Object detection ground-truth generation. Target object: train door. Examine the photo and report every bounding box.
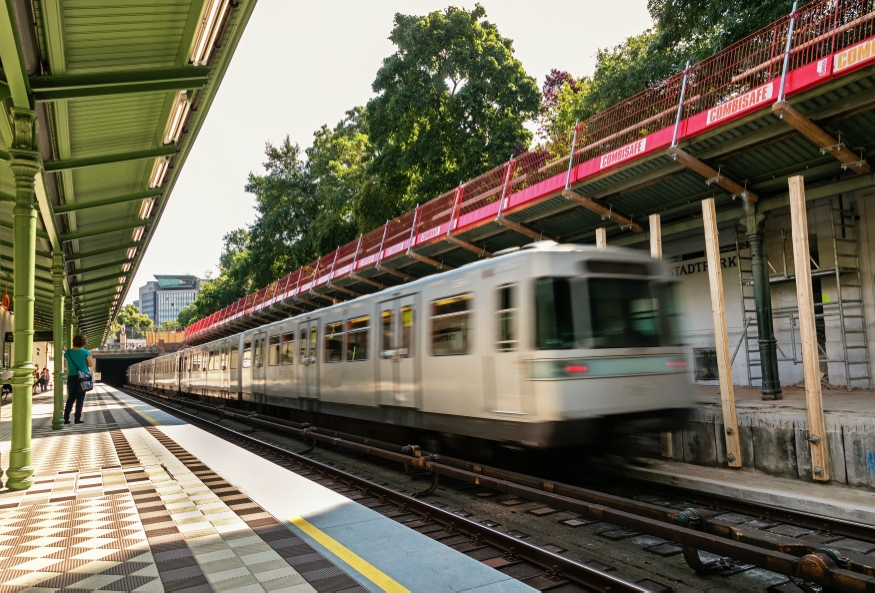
[492,283,523,414]
[378,295,417,407]
[252,332,266,395]
[298,320,319,399]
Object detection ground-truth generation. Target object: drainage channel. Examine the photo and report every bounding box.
[126,387,875,593]
[120,387,663,592]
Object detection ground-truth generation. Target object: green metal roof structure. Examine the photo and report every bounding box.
[0,0,256,346]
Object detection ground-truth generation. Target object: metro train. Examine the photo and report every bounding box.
[128,242,694,450]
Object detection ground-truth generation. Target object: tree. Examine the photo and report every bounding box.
[158,321,181,331]
[112,304,153,338]
[547,0,791,136]
[244,108,375,286]
[366,4,540,214]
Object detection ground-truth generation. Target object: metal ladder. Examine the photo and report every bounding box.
[736,233,761,388]
[831,204,871,389]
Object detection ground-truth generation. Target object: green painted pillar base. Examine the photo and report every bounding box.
[6,108,41,491]
[52,252,65,431]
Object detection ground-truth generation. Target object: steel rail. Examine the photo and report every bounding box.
[119,387,651,593]
[125,386,875,592]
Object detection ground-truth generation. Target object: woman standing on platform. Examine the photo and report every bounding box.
[64,334,93,425]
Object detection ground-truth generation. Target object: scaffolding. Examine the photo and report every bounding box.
[736,198,871,390]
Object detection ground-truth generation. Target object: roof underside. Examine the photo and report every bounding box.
[0,0,255,345]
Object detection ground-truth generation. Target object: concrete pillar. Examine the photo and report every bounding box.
[7,108,42,491]
[743,210,783,400]
[52,252,65,430]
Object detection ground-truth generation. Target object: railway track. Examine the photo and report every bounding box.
[122,386,875,592]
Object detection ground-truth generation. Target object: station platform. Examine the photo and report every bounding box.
[666,385,875,489]
[0,385,532,592]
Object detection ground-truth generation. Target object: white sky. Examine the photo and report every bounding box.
[125,0,654,306]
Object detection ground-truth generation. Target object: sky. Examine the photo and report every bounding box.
[125,0,654,306]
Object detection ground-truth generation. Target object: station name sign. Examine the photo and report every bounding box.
[668,255,737,277]
[599,138,647,169]
[834,37,875,74]
[706,83,774,126]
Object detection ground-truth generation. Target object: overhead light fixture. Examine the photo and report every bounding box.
[132,227,145,242]
[139,198,155,220]
[118,276,126,285]
[122,263,131,272]
[190,0,230,66]
[127,247,138,258]
[149,157,169,189]
[116,285,123,293]
[163,91,190,145]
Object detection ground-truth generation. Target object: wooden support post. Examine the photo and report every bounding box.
[649,213,673,458]
[788,175,831,481]
[595,227,607,249]
[649,213,662,259]
[702,198,742,467]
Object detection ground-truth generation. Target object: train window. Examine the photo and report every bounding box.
[381,311,392,352]
[281,333,294,365]
[346,316,369,361]
[324,322,344,363]
[400,306,413,358]
[242,342,251,368]
[254,337,265,368]
[588,278,662,348]
[299,329,307,362]
[432,294,471,356]
[535,278,576,349]
[268,336,280,366]
[221,346,227,370]
[496,284,517,351]
[309,327,318,362]
[230,345,238,369]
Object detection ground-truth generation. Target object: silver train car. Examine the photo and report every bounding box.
[128,242,694,449]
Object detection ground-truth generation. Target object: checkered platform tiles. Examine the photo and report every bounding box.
[0,387,367,592]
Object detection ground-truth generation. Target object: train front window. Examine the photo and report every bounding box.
[535,278,576,349]
[587,278,662,348]
[535,277,675,349]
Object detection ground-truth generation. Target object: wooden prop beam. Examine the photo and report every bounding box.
[446,235,492,257]
[788,175,831,481]
[496,215,545,241]
[595,227,607,249]
[562,189,643,232]
[668,147,758,203]
[702,197,743,467]
[773,102,869,175]
[407,250,454,271]
[650,213,673,458]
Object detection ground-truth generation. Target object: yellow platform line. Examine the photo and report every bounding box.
[290,516,410,593]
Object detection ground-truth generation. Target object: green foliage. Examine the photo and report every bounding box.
[244,108,372,288]
[158,321,181,331]
[111,304,153,338]
[365,4,540,214]
[548,0,792,137]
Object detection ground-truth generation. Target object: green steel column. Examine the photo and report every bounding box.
[52,252,64,430]
[743,209,783,400]
[7,108,42,491]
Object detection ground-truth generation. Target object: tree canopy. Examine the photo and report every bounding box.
[543,0,793,136]
[366,4,540,213]
[111,304,153,339]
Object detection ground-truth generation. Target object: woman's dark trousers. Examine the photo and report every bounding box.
[64,376,85,422]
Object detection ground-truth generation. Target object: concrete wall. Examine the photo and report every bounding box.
[676,405,875,488]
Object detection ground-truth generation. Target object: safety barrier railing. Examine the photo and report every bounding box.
[185,0,875,341]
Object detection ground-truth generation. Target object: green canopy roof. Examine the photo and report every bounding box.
[0,0,255,345]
